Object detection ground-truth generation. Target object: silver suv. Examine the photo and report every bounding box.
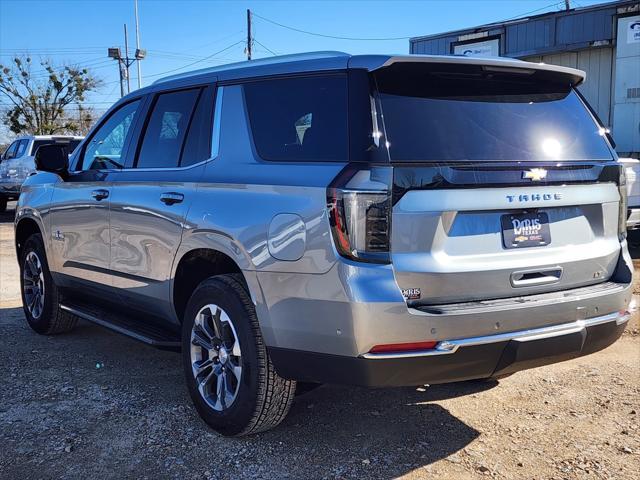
[15,52,633,436]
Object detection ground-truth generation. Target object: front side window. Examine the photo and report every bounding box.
[135,89,200,169]
[243,75,349,162]
[15,139,28,158]
[81,100,140,170]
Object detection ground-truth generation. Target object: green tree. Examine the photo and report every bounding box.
[0,57,100,135]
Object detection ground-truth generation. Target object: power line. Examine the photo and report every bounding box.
[100,40,245,87]
[501,1,565,22]
[251,12,412,41]
[253,39,278,56]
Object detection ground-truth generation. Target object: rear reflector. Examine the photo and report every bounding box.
[369,341,438,354]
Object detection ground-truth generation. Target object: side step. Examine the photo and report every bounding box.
[60,302,181,351]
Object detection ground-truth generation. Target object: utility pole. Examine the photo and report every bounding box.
[246,9,252,60]
[564,0,571,10]
[134,0,142,88]
[108,47,125,97]
[124,24,131,94]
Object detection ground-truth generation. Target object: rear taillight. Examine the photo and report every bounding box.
[327,165,392,264]
[618,164,627,240]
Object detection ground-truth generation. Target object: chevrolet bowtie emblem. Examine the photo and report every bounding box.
[522,168,548,181]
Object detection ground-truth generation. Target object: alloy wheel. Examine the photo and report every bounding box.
[23,251,45,319]
[190,304,242,411]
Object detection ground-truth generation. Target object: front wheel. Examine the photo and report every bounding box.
[19,233,77,334]
[0,198,7,213]
[181,274,296,436]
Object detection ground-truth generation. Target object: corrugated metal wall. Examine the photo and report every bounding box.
[409,2,622,57]
[524,48,614,126]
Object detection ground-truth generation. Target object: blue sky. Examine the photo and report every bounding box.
[0,0,612,140]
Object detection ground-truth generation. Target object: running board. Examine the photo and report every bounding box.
[60,302,181,351]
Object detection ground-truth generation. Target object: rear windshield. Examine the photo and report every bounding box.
[374,63,613,162]
[31,139,81,157]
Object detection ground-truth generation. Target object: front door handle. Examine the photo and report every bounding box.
[160,192,184,205]
[91,189,109,201]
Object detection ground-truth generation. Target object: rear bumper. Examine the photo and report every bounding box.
[269,310,630,387]
[0,180,20,199]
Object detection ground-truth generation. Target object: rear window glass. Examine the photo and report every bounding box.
[243,75,348,162]
[32,139,81,157]
[375,64,613,162]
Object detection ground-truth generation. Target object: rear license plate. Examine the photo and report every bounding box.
[501,212,550,249]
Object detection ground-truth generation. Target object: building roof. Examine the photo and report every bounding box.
[409,0,639,59]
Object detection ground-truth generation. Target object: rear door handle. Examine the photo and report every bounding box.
[91,189,109,201]
[160,192,184,205]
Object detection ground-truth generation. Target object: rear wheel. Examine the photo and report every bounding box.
[20,233,77,334]
[182,274,296,436]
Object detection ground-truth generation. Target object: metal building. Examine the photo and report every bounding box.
[410,0,640,157]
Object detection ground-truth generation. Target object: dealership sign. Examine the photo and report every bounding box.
[629,21,640,44]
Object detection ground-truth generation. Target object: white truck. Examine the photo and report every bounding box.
[620,158,640,231]
[0,135,82,212]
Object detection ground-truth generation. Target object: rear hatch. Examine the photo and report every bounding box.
[373,60,623,305]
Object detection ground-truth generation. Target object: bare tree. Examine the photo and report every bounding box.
[0,57,100,135]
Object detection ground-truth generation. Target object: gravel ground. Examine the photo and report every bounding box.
[0,201,638,480]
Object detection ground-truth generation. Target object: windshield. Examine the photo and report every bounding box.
[374,63,613,162]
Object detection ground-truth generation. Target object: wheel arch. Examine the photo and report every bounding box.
[171,235,266,329]
[15,216,43,260]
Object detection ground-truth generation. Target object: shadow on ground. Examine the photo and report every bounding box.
[0,202,15,224]
[628,230,640,259]
[0,305,487,479]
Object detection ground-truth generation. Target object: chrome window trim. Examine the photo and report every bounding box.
[211,86,223,159]
[361,310,630,359]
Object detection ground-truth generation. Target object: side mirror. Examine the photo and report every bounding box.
[34,144,68,175]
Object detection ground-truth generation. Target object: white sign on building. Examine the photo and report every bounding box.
[453,38,500,57]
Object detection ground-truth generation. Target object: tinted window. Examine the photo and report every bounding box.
[375,65,613,162]
[136,89,200,169]
[82,100,140,170]
[244,75,348,162]
[3,141,18,160]
[180,87,214,167]
[32,139,81,157]
[15,139,29,157]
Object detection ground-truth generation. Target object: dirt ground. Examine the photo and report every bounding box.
[0,201,638,480]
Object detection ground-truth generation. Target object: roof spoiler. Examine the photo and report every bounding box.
[352,54,586,87]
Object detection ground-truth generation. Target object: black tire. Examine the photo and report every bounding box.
[0,198,7,213]
[181,274,296,436]
[19,233,77,335]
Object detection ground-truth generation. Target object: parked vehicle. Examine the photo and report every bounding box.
[0,135,82,212]
[620,158,640,230]
[15,52,633,436]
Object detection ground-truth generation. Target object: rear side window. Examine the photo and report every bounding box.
[243,75,348,162]
[136,89,201,169]
[180,87,215,167]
